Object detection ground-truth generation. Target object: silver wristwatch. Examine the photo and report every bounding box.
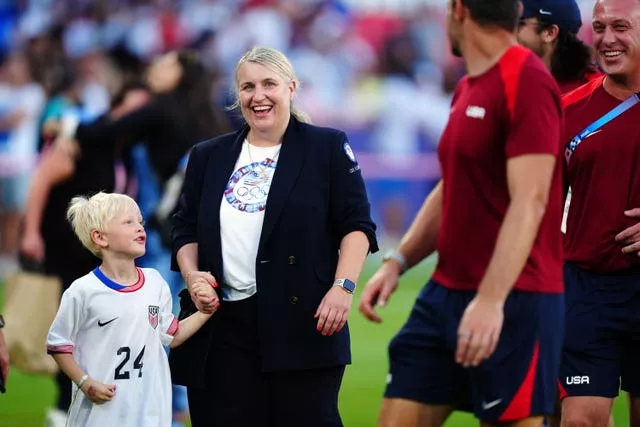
[383,249,407,274]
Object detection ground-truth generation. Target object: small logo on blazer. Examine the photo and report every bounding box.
[344,142,357,163]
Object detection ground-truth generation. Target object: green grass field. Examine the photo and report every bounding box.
[0,257,631,426]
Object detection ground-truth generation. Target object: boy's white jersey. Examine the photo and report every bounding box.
[47,267,178,427]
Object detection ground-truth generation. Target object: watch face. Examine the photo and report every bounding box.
[343,279,356,293]
[0,315,4,328]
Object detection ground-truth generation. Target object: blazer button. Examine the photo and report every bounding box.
[288,256,296,265]
[290,296,299,305]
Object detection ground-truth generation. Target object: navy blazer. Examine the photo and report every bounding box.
[169,117,378,387]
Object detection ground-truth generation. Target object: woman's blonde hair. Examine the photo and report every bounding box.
[66,192,140,257]
[229,46,311,124]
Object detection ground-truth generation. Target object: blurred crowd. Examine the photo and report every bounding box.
[0,0,599,266]
[0,0,470,267]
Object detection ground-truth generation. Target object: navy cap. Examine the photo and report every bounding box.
[521,0,582,34]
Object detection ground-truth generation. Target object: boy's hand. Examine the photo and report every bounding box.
[190,280,219,314]
[81,378,116,404]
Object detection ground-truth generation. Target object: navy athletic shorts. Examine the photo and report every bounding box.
[385,280,564,422]
[559,262,640,399]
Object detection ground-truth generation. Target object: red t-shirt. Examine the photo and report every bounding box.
[433,45,564,293]
[562,76,640,273]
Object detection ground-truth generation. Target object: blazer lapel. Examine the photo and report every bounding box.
[259,118,307,253]
[202,127,247,277]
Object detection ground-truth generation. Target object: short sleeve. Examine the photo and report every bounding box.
[47,288,83,354]
[504,61,562,158]
[156,271,179,346]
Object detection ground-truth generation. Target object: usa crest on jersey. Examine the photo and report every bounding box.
[148,305,159,329]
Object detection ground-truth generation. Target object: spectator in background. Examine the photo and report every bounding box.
[72,49,228,194]
[0,50,45,278]
[37,63,83,152]
[517,0,600,94]
[368,31,450,251]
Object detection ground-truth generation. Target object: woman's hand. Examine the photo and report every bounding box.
[314,286,353,336]
[186,271,219,314]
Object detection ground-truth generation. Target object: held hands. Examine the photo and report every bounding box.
[315,286,353,336]
[186,271,219,314]
[456,294,504,368]
[81,378,116,404]
[615,208,640,256]
[358,261,401,323]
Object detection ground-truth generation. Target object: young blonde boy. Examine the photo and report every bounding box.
[46,192,217,427]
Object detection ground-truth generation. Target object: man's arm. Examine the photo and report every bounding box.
[394,180,443,270]
[456,154,556,367]
[477,154,556,300]
[359,181,442,322]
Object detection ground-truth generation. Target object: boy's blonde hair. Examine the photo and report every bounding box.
[67,192,140,257]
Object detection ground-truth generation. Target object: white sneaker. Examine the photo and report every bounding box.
[44,408,68,427]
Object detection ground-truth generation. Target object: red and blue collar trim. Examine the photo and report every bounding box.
[93,267,145,293]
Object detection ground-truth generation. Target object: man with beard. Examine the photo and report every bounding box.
[359,0,565,425]
[517,0,601,94]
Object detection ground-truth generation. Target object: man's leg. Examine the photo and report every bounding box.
[471,292,563,425]
[379,399,454,427]
[561,397,613,427]
[381,282,470,427]
[558,264,623,427]
[629,394,640,427]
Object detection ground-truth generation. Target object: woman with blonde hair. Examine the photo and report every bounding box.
[170,46,378,426]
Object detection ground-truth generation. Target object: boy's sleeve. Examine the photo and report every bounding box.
[47,287,83,354]
[157,272,179,346]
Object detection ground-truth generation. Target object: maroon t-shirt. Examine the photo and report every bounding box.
[557,67,602,94]
[562,76,640,273]
[433,45,564,293]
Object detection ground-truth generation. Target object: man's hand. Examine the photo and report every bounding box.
[81,378,116,404]
[0,331,9,386]
[456,295,504,368]
[315,286,353,336]
[358,262,401,323]
[615,209,640,255]
[185,271,219,314]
